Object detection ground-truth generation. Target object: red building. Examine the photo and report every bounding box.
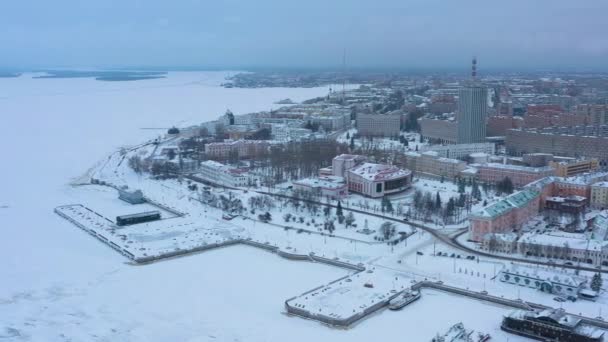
[476,163,556,187]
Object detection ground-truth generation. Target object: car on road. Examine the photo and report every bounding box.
[416,251,424,255]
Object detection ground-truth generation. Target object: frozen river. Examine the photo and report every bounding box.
[0,72,528,341]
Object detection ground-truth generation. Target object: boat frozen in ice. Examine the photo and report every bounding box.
[388,289,421,310]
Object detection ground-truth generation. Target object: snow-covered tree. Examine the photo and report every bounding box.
[591,272,603,292]
[381,196,394,213]
[379,221,396,241]
[471,179,482,200]
[345,212,355,227]
[258,212,272,223]
[435,192,442,209]
[336,201,343,217]
[327,220,335,234]
[283,213,292,223]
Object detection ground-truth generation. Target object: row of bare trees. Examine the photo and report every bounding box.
[253,140,349,185]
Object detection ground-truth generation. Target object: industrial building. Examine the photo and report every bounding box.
[116,211,161,226]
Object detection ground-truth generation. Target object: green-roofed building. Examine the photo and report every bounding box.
[470,189,540,242]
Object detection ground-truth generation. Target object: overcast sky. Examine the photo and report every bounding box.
[1,0,607,71]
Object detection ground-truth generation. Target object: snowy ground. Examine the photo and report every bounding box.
[233,190,412,243]
[0,243,529,341]
[0,72,555,341]
[0,72,335,341]
[326,176,497,229]
[388,231,608,320]
[336,129,428,153]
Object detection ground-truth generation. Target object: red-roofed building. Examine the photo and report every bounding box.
[327,154,412,198]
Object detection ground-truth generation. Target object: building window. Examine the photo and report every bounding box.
[376,183,382,193]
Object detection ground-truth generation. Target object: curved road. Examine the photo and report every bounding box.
[181,174,608,274]
[248,188,608,274]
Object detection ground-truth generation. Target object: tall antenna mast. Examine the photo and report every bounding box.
[342,48,347,101]
[471,56,477,80]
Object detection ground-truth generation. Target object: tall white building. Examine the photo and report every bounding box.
[457,58,488,144]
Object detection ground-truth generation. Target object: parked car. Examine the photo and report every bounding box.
[553,297,566,302]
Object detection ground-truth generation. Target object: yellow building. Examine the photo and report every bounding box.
[549,158,598,177]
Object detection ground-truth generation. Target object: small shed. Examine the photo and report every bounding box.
[118,188,145,204]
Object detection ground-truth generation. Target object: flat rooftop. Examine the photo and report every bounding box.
[293,176,346,189]
[286,268,412,322]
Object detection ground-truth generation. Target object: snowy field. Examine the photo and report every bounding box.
[386,231,608,321]
[0,243,528,341]
[0,72,538,341]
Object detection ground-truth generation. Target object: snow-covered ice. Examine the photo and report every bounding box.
[0,72,537,341]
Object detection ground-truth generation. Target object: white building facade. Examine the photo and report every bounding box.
[421,142,495,160]
[292,176,348,199]
[197,160,257,187]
